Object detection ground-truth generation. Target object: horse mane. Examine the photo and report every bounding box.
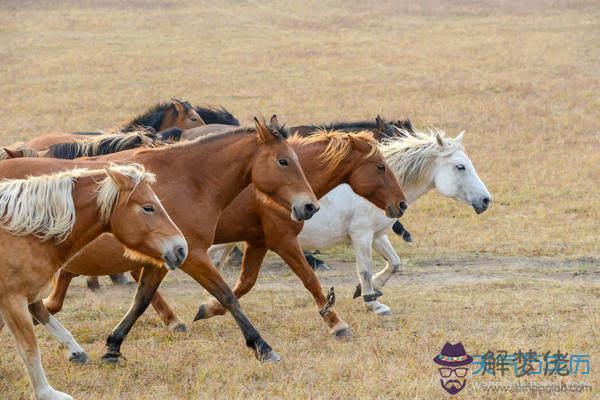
[45,131,156,159]
[122,102,182,132]
[380,128,464,187]
[290,130,379,174]
[194,105,239,126]
[0,164,154,242]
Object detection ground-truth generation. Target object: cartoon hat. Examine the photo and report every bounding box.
[433,342,473,367]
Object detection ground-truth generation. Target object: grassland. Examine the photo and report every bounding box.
[0,0,599,399]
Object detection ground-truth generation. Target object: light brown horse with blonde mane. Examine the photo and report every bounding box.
[43,126,407,340]
[0,163,186,400]
[5,115,318,363]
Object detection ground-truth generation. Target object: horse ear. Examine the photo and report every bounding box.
[435,132,445,147]
[348,134,372,153]
[171,98,185,115]
[375,115,386,131]
[105,163,135,190]
[254,115,275,143]
[455,131,465,144]
[2,148,24,158]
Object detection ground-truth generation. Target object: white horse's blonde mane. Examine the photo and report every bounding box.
[0,163,154,242]
[380,128,464,187]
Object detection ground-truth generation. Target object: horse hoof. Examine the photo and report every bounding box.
[193,304,208,321]
[169,321,188,333]
[69,352,89,364]
[331,322,353,339]
[258,350,282,363]
[352,283,362,299]
[101,351,123,364]
[377,309,393,317]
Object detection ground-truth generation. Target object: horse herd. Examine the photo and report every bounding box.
[0,98,492,400]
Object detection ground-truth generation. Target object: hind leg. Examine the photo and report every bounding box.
[29,301,88,364]
[44,269,76,315]
[372,234,402,291]
[1,296,73,400]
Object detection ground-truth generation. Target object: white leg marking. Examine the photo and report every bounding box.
[350,232,376,298]
[42,314,86,361]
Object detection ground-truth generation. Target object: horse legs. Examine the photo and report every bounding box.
[109,273,133,286]
[207,242,237,268]
[102,265,168,363]
[196,243,267,318]
[86,276,100,291]
[184,249,279,362]
[372,234,402,291]
[0,296,73,400]
[44,269,76,315]
[274,241,351,337]
[128,268,187,332]
[351,232,392,316]
[28,301,88,364]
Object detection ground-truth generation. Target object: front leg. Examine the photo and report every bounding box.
[182,248,280,363]
[102,265,168,363]
[351,232,391,316]
[43,269,77,315]
[372,234,402,291]
[195,242,267,319]
[273,240,351,338]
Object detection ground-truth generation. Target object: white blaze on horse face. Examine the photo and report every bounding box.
[432,149,491,211]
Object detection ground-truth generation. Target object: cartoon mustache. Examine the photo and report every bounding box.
[443,379,465,389]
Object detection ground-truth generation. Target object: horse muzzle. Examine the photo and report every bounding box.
[386,201,408,218]
[472,196,491,214]
[291,200,320,221]
[162,238,188,270]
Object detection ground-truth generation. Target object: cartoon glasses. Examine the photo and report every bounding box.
[439,368,468,378]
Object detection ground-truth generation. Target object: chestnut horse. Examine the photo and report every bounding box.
[21,98,205,151]
[30,116,318,363]
[44,127,407,339]
[0,163,186,400]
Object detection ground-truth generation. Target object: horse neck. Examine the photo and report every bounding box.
[56,177,108,261]
[143,133,259,209]
[392,163,436,204]
[295,142,362,199]
[157,108,176,131]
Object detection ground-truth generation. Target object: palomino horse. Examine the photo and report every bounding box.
[296,127,491,315]
[0,163,186,400]
[39,116,318,362]
[21,98,205,151]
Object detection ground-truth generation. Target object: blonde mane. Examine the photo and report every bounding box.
[290,130,379,174]
[0,163,154,242]
[380,128,464,187]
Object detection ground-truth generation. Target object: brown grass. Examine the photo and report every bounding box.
[0,0,599,399]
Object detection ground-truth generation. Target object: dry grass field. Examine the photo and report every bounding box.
[0,0,599,399]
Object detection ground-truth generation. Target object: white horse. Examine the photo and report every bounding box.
[209,128,491,315]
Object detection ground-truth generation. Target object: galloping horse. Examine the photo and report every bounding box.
[37,116,318,362]
[20,98,205,151]
[0,163,186,400]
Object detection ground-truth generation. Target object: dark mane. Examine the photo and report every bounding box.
[122,102,179,132]
[194,105,240,126]
[317,121,381,131]
[45,132,157,159]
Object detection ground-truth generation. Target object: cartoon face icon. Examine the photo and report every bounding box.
[433,342,473,395]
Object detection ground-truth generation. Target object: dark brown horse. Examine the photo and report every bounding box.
[21,98,205,151]
[6,115,318,363]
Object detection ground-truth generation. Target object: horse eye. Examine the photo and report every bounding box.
[278,158,289,167]
[456,164,466,171]
[377,164,385,171]
[142,204,155,213]
[190,117,198,121]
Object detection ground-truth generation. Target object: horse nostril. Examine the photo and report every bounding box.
[482,197,490,206]
[175,245,187,262]
[304,203,317,215]
[399,202,408,212]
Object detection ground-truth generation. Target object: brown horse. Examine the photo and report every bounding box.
[21,98,205,151]
[19,115,318,363]
[44,127,407,339]
[290,115,413,141]
[0,163,186,400]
